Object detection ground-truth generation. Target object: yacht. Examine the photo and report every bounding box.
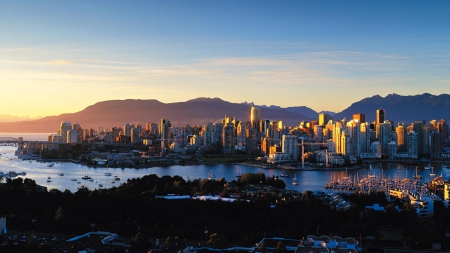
[292,175,299,185]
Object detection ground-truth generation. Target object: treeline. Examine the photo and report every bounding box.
[0,174,450,250]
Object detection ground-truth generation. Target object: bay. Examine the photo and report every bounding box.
[1,133,450,193]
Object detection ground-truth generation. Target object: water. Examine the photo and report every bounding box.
[1,133,450,193]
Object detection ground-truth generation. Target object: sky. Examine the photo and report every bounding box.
[1,1,450,118]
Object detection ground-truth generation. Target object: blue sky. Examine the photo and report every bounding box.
[1,1,449,118]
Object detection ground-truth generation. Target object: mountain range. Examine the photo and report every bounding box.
[1,93,450,133]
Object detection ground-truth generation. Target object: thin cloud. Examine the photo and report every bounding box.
[43,60,77,65]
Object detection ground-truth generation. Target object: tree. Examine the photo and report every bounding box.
[207,233,229,247]
[130,232,149,253]
[162,235,180,252]
[275,241,286,253]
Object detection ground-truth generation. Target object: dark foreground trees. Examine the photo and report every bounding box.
[0,174,449,251]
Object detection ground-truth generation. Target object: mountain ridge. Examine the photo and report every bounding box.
[1,93,450,133]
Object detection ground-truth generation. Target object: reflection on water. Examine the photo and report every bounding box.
[1,145,450,193]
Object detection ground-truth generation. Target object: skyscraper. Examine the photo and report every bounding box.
[250,106,261,130]
[376,108,385,124]
[59,121,72,143]
[353,113,366,123]
[318,113,331,127]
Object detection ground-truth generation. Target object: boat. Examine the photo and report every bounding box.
[71,178,77,181]
[105,165,111,176]
[235,167,242,178]
[47,176,51,180]
[292,175,299,185]
[424,164,431,170]
[280,174,289,177]
[342,167,349,180]
[413,166,422,179]
[111,180,115,184]
[99,184,103,188]
[58,173,64,176]
[114,177,120,181]
[89,178,94,182]
[430,167,436,177]
[82,167,91,180]
[208,170,216,179]
[77,181,81,184]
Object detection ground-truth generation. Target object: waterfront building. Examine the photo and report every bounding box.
[371,141,381,158]
[68,129,78,143]
[387,141,397,158]
[378,121,391,155]
[345,120,360,156]
[313,125,324,142]
[59,121,72,143]
[50,134,62,143]
[396,124,407,152]
[222,123,235,155]
[407,131,418,159]
[412,120,428,156]
[282,134,298,161]
[359,122,371,154]
[331,121,344,154]
[430,130,443,159]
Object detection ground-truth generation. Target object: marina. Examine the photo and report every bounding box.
[1,143,450,194]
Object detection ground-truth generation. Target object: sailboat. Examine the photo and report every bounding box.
[292,175,299,185]
[235,167,242,178]
[412,166,422,179]
[208,169,216,179]
[104,164,111,176]
[342,167,349,180]
[430,167,436,177]
[82,167,91,180]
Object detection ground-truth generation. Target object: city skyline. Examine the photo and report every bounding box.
[1,1,449,118]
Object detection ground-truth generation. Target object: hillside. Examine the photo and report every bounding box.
[333,93,450,123]
[0,98,312,133]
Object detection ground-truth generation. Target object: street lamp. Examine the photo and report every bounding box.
[31,218,36,232]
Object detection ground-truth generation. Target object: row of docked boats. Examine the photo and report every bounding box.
[0,171,26,178]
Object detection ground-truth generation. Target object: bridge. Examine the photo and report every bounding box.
[0,137,20,147]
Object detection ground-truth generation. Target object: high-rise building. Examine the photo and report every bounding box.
[318,113,331,127]
[396,124,407,152]
[250,107,261,130]
[412,120,427,156]
[160,119,171,153]
[59,121,72,143]
[353,113,366,123]
[345,120,360,156]
[282,134,298,161]
[430,131,443,159]
[360,122,371,154]
[376,108,385,124]
[437,119,449,142]
[222,123,235,154]
[407,131,418,159]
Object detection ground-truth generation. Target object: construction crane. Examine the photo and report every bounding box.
[296,140,328,169]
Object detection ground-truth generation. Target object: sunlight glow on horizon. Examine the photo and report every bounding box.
[1,1,449,118]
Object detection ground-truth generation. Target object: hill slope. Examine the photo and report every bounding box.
[0,98,312,133]
[333,93,450,123]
